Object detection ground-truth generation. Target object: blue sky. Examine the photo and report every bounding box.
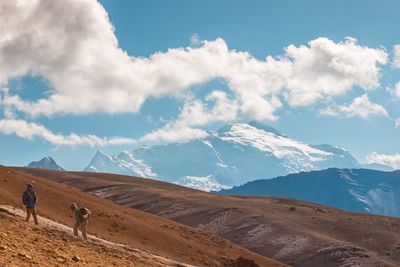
[1,0,400,170]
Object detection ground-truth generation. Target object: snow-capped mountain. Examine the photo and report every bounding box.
[85,151,156,178]
[218,168,400,217]
[84,121,373,191]
[27,156,65,171]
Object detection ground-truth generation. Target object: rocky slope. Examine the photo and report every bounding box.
[84,122,363,191]
[16,167,400,267]
[0,205,191,267]
[0,166,283,267]
[218,168,400,217]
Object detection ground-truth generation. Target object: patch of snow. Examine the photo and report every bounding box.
[176,175,231,192]
[203,140,227,167]
[85,151,156,178]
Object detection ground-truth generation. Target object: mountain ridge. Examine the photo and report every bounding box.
[27,156,65,171]
[218,168,400,217]
[84,121,383,191]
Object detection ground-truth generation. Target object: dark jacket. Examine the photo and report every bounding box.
[22,190,37,208]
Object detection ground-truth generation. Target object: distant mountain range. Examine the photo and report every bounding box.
[27,157,64,171]
[218,168,400,217]
[83,121,391,191]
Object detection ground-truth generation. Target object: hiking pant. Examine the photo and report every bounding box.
[26,207,39,225]
[74,220,88,240]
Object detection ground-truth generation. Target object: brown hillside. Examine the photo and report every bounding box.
[13,167,400,267]
[0,205,196,266]
[0,166,284,267]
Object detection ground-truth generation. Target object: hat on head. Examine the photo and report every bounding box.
[70,203,78,209]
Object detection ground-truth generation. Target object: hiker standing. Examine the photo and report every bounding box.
[22,183,39,225]
[70,203,91,240]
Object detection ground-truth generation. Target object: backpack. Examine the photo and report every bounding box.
[80,207,91,221]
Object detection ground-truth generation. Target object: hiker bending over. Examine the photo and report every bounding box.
[22,183,39,225]
[70,203,91,240]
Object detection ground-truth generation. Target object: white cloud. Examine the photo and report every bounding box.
[393,44,400,68]
[0,1,391,144]
[284,37,387,106]
[366,152,400,170]
[190,33,203,47]
[179,91,239,126]
[140,124,208,143]
[395,118,400,128]
[321,94,388,119]
[141,90,237,143]
[0,119,135,147]
[0,0,388,122]
[394,82,400,98]
[0,0,148,117]
[319,106,339,117]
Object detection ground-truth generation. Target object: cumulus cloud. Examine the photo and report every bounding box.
[321,94,388,119]
[0,0,391,143]
[393,44,400,68]
[284,37,387,106]
[0,0,148,116]
[366,152,400,170]
[0,0,388,122]
[140,124,208,143]
[141,90,238,142]
[0,119,135,147]
[179,91,239,126]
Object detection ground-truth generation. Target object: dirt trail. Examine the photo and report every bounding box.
[0,204,194,267]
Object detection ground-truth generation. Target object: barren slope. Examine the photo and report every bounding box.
[0,205,194,266]
[0,166,284,267]
[14,167,400,266]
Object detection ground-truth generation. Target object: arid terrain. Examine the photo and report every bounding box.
[13,167,400,267]
[0,205,197,267]
[0,166,284,267]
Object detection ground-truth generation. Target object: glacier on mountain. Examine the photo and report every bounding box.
[84,121,367,191]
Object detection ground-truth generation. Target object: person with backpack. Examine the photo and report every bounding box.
[22,183,39,225]
[70,203,91,240]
